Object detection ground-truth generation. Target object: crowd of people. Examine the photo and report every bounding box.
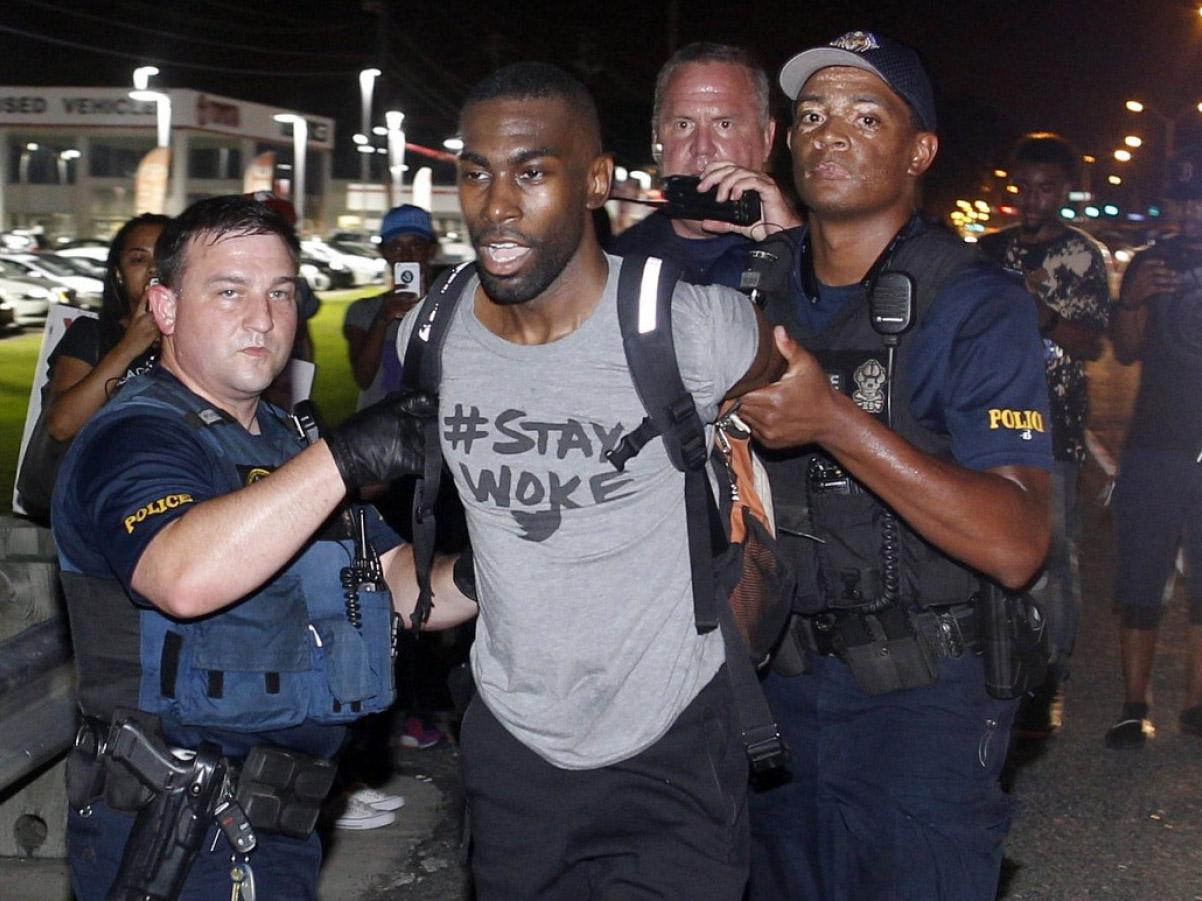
[25,26,1202,901]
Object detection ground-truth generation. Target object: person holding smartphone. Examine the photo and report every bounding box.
[343,205,437,409]
[607,42,799,287]
[43,213,171,443]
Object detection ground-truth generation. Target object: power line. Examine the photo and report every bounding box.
[15,0,365,59]
[111,0,357,35]
[0,23,360,77]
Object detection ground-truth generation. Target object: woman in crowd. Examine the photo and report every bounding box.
[43,213,169,441]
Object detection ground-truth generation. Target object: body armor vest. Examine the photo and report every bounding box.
[752,222,988,613]
[60,371,396,731]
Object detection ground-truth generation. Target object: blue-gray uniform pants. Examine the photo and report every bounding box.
[68,800,321,901]
[749,653,1018,901]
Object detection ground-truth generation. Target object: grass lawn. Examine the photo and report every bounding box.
[0,288,378,516]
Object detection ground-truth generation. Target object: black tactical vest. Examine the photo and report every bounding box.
[750,221,988,613]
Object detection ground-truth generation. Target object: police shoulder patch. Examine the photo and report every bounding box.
[238,465,276,485]
[987,408,1046,440]
[123,493,195,534]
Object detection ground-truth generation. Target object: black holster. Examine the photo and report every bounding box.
[104,718,232,901]
[976,583,1050,699]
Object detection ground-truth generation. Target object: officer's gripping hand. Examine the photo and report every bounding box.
[326,389,437,491]
[738,327,841,449]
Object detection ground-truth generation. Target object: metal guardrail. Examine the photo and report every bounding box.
[0,617,71,697]
[0,517,77,797]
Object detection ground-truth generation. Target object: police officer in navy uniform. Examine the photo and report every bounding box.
[52,196,477,900]
[713,33,1053,899]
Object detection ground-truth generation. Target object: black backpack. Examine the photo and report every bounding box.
[400,256,789,774]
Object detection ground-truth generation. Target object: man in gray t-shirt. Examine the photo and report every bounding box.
[398,63,780,899]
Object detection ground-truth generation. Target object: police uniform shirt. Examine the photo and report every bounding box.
[791,251,1053,472]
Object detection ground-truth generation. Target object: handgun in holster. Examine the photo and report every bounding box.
[976,582,1050,700]
[104,716,254,901]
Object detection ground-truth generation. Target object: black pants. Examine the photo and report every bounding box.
[461,668,749,900]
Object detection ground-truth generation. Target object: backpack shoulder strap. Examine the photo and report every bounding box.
[401,261,476,628]
[611,256,789,773]
[608,255,719,634]
[401,261,476,394]
[607,255,708,476]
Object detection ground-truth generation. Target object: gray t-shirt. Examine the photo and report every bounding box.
[398,255,759,768]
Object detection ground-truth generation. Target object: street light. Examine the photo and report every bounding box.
[18,143,38,183]
[1124,98,1202,159]
[273,114,308,227]
[1114,149,1133,162]
[385,110,406,206]
[57,148,80,184]
[132,66,159,91]
[129,90,171,148]
[1124,135,1143,148]
[358,68,381,183]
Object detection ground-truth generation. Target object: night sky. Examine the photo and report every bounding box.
[1,0,1200,213]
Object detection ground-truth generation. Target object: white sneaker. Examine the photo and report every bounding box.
[332,795,396,830]
[348,784,406,812]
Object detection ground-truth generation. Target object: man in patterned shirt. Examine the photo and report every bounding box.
[981,132,1111,733]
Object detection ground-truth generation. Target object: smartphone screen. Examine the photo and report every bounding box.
[393,262,423,295]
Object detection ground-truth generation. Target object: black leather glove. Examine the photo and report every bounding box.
[325,389,436,491]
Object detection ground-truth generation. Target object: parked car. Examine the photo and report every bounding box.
[57,244,110,265]
[300,252,354,290]
[54,252,107,279]
[0,276,58,326]
[0,295,16,332]
[300,240,385,286]
[0,253,103,309]
[299,260,331,291]
[328,236,381,259]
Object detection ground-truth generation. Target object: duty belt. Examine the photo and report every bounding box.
[799,602,978,661]
[73,714,336,841]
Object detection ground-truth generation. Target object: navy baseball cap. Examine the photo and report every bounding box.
[379,204,435,242]
[1165,146,1202,201]
[779,31,936,132]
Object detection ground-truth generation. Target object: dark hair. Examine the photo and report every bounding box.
[460,62,602,153]
[154,195,301,290]
[653,43,771,131]
[99,213,171,355]
[1012,132,1080,183]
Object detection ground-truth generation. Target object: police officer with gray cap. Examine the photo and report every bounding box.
[732,32,1053,899]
